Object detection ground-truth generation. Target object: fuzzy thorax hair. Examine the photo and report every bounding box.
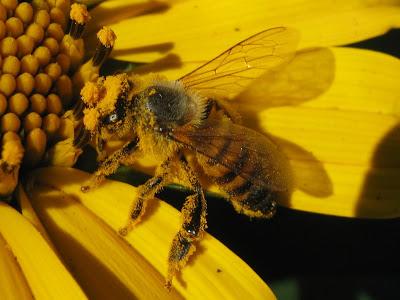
[145,75,208,128]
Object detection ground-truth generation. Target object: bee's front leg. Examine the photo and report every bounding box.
[118,159,172,236]
[166,158,207,289]
[81,138,139,192]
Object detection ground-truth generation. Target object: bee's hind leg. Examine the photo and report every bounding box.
[166,158,207,289]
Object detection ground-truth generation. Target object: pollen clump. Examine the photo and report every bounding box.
[70,3,91,25]
[98,74,129,113]
[81,81,101,107]
[81,73,130,135]
[83,108,99,132]
[97,27,116,49]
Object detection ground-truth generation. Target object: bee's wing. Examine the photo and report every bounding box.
[179,27,299,99]
[171,119,292,192]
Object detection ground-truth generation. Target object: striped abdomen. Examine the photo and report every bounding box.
[196,138,277,218]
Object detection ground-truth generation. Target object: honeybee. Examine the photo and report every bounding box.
[80,27,297,287]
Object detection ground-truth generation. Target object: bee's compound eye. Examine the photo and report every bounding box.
[105,112,119,124]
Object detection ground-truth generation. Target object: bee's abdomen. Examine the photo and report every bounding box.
[198,142,276,218]
[226,177,277,218]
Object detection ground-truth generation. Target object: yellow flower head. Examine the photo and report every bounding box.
[0,0,116,196]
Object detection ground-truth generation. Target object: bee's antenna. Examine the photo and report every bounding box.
[73,122,90,148]
[72,99,85,119]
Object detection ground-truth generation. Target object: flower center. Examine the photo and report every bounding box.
[0,0,116,197]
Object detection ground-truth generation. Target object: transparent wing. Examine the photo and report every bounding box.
[171,119,292,192]
[179,27,299,99]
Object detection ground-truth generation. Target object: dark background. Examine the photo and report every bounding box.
[159,29,400,300]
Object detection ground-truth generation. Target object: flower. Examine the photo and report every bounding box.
[0,0,399,299]
[0,0,117,195]
[0,197,87,299]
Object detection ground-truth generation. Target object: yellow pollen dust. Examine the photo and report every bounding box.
[70,3,90,25]
[97,74,129,113]
[97,27,117,48]
[148,88,157,96]
[83,108,99,132]
[81,81,101,106]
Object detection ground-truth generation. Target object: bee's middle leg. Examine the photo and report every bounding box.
[166,158,207,288]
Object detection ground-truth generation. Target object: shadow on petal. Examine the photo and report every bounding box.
[133,53,182,74]
[238,47,336,201]
[99,52,181,77]
[236,47,335,109]
[86,1,170,35]
[357,123,400,218]
[276,137,333,200]
[112,43,175,57]
[85,1,172,58]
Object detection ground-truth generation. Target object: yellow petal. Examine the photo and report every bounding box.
[238,47,400,218]
[28,167,276,299]
[0,232,33,300]
[0,202,87,299]
[89,0,400,79]
[22,179,183,299]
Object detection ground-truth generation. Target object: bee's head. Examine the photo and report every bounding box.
[81,73,207,138]
[81,73,135,138]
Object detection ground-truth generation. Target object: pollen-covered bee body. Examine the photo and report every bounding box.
[190,117,291,218]
[90,73,209,162]
[81,27,298,287]
[138,79,291,217]
[105,75,289,218]
[143,81,206,129]
[134,77,207,161]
